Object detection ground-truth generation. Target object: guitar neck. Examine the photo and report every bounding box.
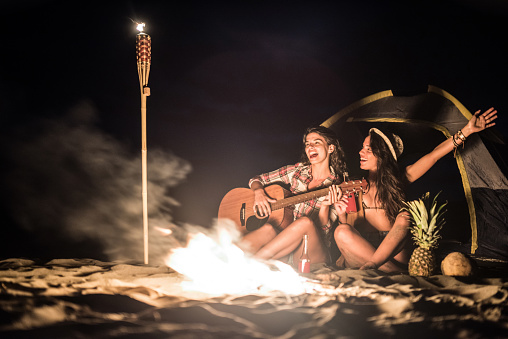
[271,187,330,211]
[269,179,366,211]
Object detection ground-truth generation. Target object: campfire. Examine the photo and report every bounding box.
[164,223,315,296]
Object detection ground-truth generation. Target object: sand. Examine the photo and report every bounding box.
[0,257,507,338]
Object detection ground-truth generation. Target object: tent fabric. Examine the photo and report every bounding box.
[472,188,508,259]
[322,86,508,259]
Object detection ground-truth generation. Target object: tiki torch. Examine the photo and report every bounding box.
[136,22,151,264]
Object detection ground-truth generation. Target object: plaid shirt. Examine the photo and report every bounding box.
[248,162,340,235]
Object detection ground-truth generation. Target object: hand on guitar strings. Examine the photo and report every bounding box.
[323,184,349,215]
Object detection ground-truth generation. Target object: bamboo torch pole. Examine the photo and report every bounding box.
[136,23,151,265]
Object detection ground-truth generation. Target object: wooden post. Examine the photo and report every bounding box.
[137,29,151,264]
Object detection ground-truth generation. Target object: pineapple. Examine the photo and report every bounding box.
[403,192,447,277]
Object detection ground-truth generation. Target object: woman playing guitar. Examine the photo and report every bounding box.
[237,126,348,267]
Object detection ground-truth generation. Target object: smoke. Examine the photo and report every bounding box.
[2,101,193,264]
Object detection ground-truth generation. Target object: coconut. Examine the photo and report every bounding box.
[441,252,474,276]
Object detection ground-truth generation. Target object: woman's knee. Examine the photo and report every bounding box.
[259,223,277,236]
[296,216,313,224]
[291,216,314,231]
[334,223,355,245]
[244,223,277,241]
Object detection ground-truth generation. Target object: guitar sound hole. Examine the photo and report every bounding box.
[246,216,268,232]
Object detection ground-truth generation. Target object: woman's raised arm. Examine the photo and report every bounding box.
[405,107,497,183]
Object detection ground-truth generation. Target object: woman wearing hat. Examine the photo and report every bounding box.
[323,107,497,272]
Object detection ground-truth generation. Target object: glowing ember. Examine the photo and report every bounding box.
[154,226,173,236]
[165,226,308,296]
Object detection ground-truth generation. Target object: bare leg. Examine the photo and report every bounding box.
[237,223,277,254]
[334,224,404,273]
[255,217,328,264]
[371,213,411,272]
[334,223,375,267]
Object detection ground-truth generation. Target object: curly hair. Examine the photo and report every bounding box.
[368,129,407,224]
[300,125,348,181]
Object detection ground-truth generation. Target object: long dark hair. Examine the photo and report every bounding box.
[368,129,406,224]
[300,125,348,181]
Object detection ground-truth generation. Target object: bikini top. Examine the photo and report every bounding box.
[362,201,384,210]
[346,195,386,229]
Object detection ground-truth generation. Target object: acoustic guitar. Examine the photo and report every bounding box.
[218,179,367,233]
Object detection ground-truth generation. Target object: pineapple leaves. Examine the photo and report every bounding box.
[402,191,447,250]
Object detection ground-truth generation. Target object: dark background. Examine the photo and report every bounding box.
[1,0,506,261]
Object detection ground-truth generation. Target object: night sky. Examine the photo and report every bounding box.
[1,0,507,261]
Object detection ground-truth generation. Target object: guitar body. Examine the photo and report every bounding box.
[218,185,295,233]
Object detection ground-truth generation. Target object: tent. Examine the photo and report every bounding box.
[322,85,508,260]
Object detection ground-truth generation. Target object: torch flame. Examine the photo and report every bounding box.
[136,22,146,32]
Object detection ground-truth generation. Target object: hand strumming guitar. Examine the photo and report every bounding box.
[250,180,277,217]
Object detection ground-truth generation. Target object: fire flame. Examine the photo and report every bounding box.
[165,224,308,296]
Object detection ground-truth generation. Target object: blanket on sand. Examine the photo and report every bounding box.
[0,258,507,338]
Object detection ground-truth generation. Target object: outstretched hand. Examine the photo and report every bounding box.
[465,107,497,135]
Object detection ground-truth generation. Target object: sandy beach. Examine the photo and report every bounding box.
[1,257,507,338]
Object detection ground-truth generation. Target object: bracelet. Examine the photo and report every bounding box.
[452,134,460,148]
[451,131,465,158]
[457,129,467,142]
